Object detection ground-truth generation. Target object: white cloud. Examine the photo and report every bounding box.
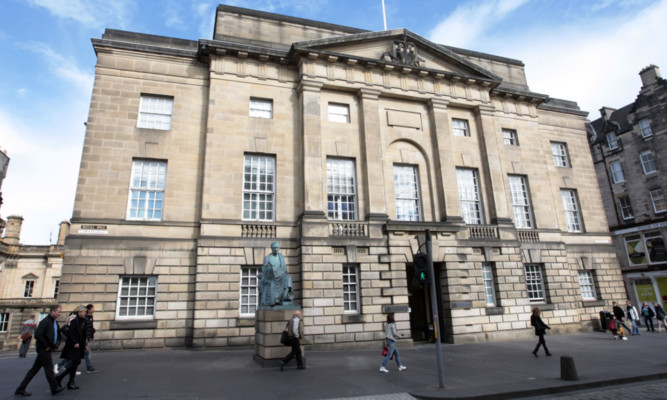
[196,2,215,39]
[429,0,667,115]
[26,0,134,30]
[19,42,94,95]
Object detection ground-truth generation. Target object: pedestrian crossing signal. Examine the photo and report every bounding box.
[413,253,429,284]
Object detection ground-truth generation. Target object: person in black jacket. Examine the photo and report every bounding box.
[612,301,631,332]
[530,308,552,357]
[15,305,66,397]
[56,305,87,390]
[84,304,97,373]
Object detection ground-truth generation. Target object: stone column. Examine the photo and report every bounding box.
[475,105,511,223]
[428,99,462,222]
[298,80,326,220]
[358,88,389,221]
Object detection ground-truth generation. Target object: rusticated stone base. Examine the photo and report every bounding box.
[254,307,305,367]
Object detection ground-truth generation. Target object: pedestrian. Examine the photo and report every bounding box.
[653,302,666,332]
[18,315,37,358]
[14,304,66,397]
[84,304,97,373]
[626,300,641,336]
[530,308,552,357]
[54,312,77,376]
[641,302,656,332]
[379,313,407,372]
[612,301,631,332]
[279,311,305,371]
[56,305,87,390]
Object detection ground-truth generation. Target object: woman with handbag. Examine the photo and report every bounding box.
[379,313,406,373]
[530,308,552,357]
[18,315,37,358]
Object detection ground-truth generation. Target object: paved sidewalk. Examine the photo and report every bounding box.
[1,331,666,400]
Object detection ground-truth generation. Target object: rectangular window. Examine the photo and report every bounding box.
[524,264,545,302]
[607,132,618,150]
[328,103,350,123]
[127,160,167,221]
[53,279,60,299]
[619,196,634,220]
[242,155,275,221]
[650,188,667,214]
[327,158,357,220]
[578,270,597,300]
[645,231,667,264]
[0,313,9,332]
[24,281,34,298]
[640,151,656,174]
[452,119,470,137]
[393,165,421,221]
[240,267,260,316]
[561,189,583,232]
[137,95,173,130]
[610,160,625,183]
[508,175,534,229]
[116,276,157,319]
[482,263,497,306]
[502,129,519,146]
[551,142,570,167]
[456,168,484,224]
[639,118,653,138]
[625,234,647,266]
[249,98,272,119]
[343,264,360,313]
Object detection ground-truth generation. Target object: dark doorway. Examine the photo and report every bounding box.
[407,262,445,342]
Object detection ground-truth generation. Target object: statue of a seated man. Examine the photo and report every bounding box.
[258,241,293,307]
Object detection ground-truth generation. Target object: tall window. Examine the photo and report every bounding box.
[24,281,34,298]
[452,119,470,137]
[327,158,357,220]
[607,132,618,150]
[502,129,519,146]
[610,161,625,183]
[127,160,167,221]
[550,142,570,167]
[0,313,9,332]
[117,276,157,318]
[53,279,60,299]
[328,103,350,123]
[456,168,484,224]
[240,267,260,316]
[619,196,634,220]
[650,188,667,214]
[578,270,597,300]
[249,98,272,119]
[508,175,533,229]
[482,263,497,306]
[561,189,583,232]
[137,95,173,130]
[640,151,656,174]
[639,118,653,138]
[342,264,360,313]
[393,165,421,221]
[242,155,275,221]
[524,264,545,302]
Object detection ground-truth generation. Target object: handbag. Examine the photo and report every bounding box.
[280,330,290,346]
[382,346,388,356]
[20,332,32,341]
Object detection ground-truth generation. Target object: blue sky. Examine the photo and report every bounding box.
[1,0,666,244]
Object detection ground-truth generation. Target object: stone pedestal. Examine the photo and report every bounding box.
[254,307,305,367]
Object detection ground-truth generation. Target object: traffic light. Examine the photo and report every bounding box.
[413,252,429,284]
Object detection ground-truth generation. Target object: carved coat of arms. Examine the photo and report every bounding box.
[380,39,424,67]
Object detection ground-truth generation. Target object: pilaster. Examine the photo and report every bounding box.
[358,88,389,220]
[298,80,325,217]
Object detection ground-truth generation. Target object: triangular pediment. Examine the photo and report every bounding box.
[292,29,501,83]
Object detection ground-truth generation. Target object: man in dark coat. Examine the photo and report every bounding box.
[15,305,66,396]
[56,305,87,390]
[612,301,631,332]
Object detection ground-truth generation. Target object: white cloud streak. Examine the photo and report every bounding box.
[26,0,134,30]
[19,42,94,95]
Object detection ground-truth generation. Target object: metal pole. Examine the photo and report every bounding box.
[381,0,388,31]
[426,229,445,388]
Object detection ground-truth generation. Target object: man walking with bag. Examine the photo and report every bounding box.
[18,315,37,358]
[15,305,66,396]
[279,311,304,371]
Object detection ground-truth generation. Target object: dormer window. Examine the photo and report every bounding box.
[639,119,653,138]
[606,132,619,150]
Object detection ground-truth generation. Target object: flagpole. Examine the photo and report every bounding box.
[382,0,387,30]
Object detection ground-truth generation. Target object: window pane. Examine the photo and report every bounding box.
[327,158,357,220]
[240,267,260,316]
[242,156,276,221]
[393,165,421,221]
[508,176,533,229]
[342,265,360,313]
[456,168,483,224]
[561,189,582,232]
[117,276,157,318]
[138,95,173,130]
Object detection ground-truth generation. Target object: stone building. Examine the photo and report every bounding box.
[59,5,624,351]
[588,65,667,310]
[0,216,68,350]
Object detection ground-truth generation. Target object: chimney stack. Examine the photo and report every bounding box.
[639,65,661,87]
[599,107,616,121]
[57,220,70,245]
[4,215,23,245]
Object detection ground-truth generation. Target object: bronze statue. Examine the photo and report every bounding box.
[258,242,293,306]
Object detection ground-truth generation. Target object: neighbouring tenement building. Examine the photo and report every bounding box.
[59,5,625,351]
[588,65,667,311]
[0,216,68,350]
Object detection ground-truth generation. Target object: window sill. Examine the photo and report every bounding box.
[582,300,605,307]
[110,320,157,330]
[342,314,365,324]
[485,306,504,315]
[530,303,555,311]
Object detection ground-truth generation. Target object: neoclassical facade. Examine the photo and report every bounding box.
[59,5,624,350]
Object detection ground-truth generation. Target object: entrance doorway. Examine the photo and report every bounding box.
[407,262,445,342]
